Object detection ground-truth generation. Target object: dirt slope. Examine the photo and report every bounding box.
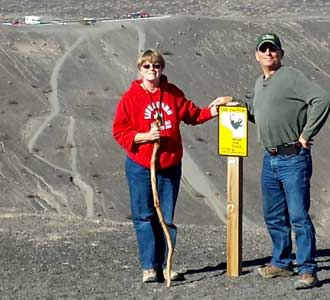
[1,12,330,232]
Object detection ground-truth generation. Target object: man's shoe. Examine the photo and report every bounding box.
[163,269,180,281]
[142,269,157,283]
[257,264,294,278]
[294,273,319,290]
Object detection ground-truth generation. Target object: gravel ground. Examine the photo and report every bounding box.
[1,213,330,300]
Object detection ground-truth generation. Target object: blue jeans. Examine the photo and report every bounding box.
[125,156,181,270]
[261,148,317,275]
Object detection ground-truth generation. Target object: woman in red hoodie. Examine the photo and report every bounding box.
[112,49,229,283]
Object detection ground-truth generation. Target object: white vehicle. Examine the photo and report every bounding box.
[25,16,41,25]
[81,18,96,25]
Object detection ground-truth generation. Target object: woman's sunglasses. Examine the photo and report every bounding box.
[142,63,161,70]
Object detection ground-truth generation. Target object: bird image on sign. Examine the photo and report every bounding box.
[222,112,245,138]
[230,114,243,130]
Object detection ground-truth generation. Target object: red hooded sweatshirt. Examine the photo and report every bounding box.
[112,75,213,169]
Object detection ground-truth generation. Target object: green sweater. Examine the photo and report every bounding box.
[248,66,330,148]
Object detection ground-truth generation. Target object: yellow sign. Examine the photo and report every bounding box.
[218,106,248,157]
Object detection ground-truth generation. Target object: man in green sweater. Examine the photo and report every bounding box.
[210,33,330,289]
[251,33,330,289]
[211,32,330,289]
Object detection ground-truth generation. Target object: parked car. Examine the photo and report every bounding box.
[80,18,96,25]
[128,12,150,19]
[139,12,150,18]
[11,20,22,25]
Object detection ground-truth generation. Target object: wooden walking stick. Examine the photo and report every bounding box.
[150,116,174,288]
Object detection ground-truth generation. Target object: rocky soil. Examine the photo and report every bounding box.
[1,213,330,300]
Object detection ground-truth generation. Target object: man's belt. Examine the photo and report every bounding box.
[266,142,302,156]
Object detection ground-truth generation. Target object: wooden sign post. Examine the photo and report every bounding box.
[218,106,248,277]
[226,156,243,276]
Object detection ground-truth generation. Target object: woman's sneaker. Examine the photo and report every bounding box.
[142,269,157,283]
[163,269,180,281]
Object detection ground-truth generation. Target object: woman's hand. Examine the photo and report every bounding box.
[209,96,234,117]
[209,96,234,108]
[134,122,161,144]
[148,122,161,141]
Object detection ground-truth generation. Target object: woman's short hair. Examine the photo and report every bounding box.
[137,49,165,69]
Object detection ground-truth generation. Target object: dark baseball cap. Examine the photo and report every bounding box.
[256,33,282,50]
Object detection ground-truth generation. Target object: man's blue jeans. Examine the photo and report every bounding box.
[261,148,317,275]
[125,156,181,270]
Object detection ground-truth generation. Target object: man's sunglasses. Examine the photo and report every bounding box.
[142,63,161,70]
[258,44,280,53]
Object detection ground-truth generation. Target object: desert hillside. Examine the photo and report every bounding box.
[0,1,330,233]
